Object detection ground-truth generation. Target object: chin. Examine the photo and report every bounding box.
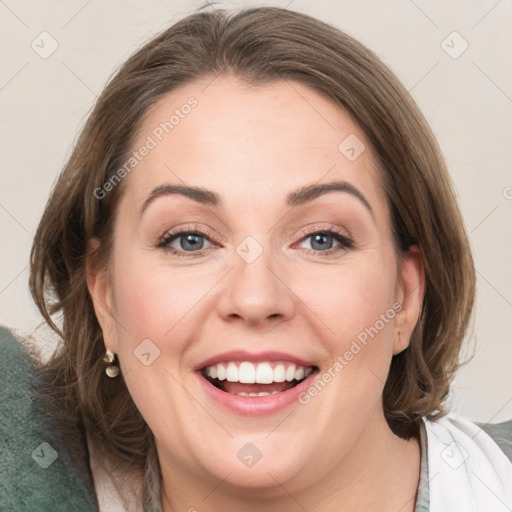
[192,434,315,491]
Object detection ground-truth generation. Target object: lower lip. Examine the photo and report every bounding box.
[195,370,317,416]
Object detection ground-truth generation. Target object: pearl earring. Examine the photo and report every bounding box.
[103,349,120,378]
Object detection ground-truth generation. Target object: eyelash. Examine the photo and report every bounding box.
[157,224,354,258]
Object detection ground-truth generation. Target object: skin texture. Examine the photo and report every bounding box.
[87,75,424,512]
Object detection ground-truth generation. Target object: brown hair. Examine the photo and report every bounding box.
[30,3,475,500]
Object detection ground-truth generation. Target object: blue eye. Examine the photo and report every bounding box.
[298,230,353,253]
[158,227,353,258]
[158,230,213,256]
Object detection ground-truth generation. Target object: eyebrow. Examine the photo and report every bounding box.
[140,180,373,216]
[287,181,372,214]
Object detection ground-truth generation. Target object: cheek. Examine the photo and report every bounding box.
[107,252,197,421]
[109,248,219,357]
[297,253,398,367]
[306,256,396,318]
[113,270,175,342]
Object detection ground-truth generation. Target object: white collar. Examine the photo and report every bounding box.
[424,412,512,511]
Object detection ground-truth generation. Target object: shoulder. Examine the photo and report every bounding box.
[0,326,39,439]
[427,411,512,463]
[478,419,512,463]
[0,325,32,379]
[419,412,512,510]
[0,326,99,512]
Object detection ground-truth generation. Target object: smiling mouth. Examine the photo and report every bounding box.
[200,361,317,397]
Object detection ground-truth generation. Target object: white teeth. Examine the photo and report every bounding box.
[235,391,280,397]
[273,364,286,382]
[226,362,238,382]
[294,367,305,380]
[238,361,256,383]
[216,364,226,381]
[204,361,313,384]
[255,362,274,384]
[285,364,296,382]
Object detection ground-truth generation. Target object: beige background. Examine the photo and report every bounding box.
[1,0,511,423]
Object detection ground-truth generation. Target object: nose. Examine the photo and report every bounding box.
[216,242,295,328]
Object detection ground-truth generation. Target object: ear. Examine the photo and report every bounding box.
[393,245,424,355]
[85,238,118,353]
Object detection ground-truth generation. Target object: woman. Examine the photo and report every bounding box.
[23,5,512,512]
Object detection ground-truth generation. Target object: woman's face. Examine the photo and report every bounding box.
[89,75,423,493]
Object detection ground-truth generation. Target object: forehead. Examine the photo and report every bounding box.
[123,74,388,220]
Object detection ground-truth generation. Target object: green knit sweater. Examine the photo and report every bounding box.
[0,326,98,511]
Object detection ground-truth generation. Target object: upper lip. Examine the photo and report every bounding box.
[194,350,316,371]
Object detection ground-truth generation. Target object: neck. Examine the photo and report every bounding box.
[160,412,421,512]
